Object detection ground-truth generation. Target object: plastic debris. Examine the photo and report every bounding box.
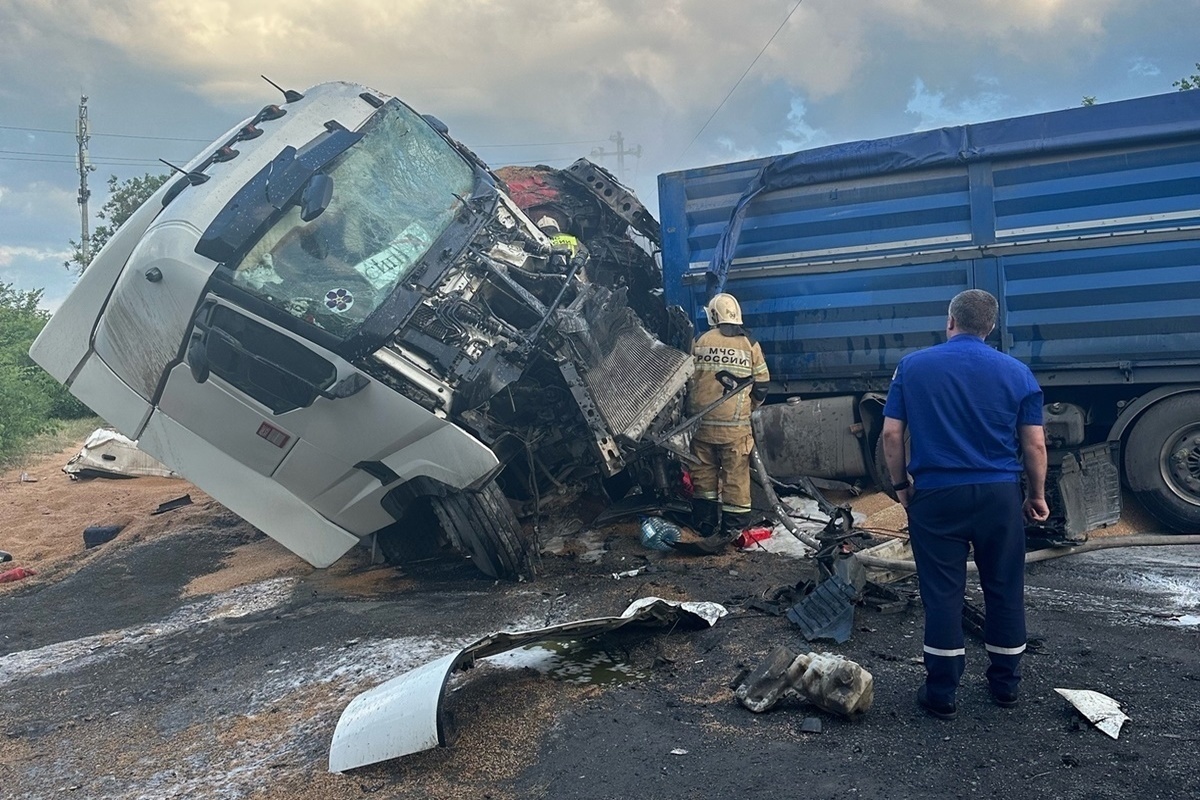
[0,567,36,584]
[84,524,126,549]
[670,748,689,755]
[0,550,11,563]
[786,574,859,643]
[63,429,178,479]
[612,568,644,580]
[1054,688,1130,739]
[330,596,727,771]
[735,527,772,548]
[639,516,681,551]
[736,646,874,718]
[799,717,823,734]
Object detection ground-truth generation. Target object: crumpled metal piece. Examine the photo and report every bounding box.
[1054,688,1130,739]
[329,597,727,772]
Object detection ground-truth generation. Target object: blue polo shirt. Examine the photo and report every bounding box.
[883,335,1043,488]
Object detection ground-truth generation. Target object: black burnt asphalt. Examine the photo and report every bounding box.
[1,511,1197,800]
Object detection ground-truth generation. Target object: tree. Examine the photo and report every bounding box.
[1174,62,1200,91]
[0,284,90,459]
[66,172,169,273]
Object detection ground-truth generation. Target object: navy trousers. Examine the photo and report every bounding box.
[907,482,1027,704]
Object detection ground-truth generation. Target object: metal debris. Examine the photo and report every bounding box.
[151,495,194,515]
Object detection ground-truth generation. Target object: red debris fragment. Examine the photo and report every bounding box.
[736,527,773,548]
[0,567,36,583]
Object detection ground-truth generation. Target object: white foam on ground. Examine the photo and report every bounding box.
[1029,546,1200,627]
[0,578,298,687]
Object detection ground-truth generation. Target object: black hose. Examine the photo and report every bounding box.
[750,447,822,549]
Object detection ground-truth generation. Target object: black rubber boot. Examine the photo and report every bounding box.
[721,511,753,540]
[691,499,721,538]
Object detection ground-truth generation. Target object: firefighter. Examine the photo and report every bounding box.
[535,213,589,274]
[687,293,770,539]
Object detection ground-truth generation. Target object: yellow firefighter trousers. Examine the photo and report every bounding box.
[690,435,754,514]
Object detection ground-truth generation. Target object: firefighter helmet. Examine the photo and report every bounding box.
[535,215,562,235]
[705,293,743,326]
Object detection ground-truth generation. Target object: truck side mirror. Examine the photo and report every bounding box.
[299,174,334,222]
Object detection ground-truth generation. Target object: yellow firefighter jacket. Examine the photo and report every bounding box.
[687,326,769,444]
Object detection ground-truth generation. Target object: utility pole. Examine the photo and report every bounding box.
[590,131,642,182]
[76,95,93,270]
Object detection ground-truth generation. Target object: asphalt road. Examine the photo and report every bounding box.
[1,510,1198,800]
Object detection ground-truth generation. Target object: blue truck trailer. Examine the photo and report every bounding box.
[658,90,1200,540]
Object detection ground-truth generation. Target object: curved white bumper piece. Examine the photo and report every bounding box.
[328,598,726,772]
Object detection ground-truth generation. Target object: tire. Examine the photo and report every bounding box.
[431,483,536,580]
[1123,394,1200,533]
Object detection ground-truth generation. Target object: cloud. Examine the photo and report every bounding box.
[904,77,1013,130]
[0,244,70,269]
[0,181,77,221]
[0,246,77,312]
[778,95,828,152]
[1128,58,1162,78]
[0,0,1190,289]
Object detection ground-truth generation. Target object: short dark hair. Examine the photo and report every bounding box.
[948,289,998,337]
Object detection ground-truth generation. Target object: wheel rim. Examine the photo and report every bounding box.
[1160,421,1200,507]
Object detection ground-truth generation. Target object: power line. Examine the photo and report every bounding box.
[672,0,805,168]
[2,122,609,151]
[0,154,183,168]
[0,123,213,143]
[0,148,190,162]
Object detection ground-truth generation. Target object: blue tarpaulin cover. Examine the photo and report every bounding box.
[705,90,1200,293]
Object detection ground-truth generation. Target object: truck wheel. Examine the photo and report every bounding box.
[1124,394,1200,532]
[431,483,536,580]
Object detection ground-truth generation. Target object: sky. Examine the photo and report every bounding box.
[2,0,1199,310]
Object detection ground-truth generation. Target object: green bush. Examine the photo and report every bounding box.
[0,283,91,460]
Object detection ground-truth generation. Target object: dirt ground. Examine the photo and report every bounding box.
[1,438,1197,800]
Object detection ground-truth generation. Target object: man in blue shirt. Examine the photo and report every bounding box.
[882,289,1049,720]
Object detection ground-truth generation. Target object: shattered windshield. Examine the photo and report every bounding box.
[229,100,475,337]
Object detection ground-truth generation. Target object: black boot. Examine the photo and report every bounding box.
[691,499,721,538]
[721,511,753,540]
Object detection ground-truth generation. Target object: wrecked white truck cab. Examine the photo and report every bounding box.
[32,81,693,579]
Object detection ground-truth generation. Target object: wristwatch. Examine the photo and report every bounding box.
[892,479,911,491]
